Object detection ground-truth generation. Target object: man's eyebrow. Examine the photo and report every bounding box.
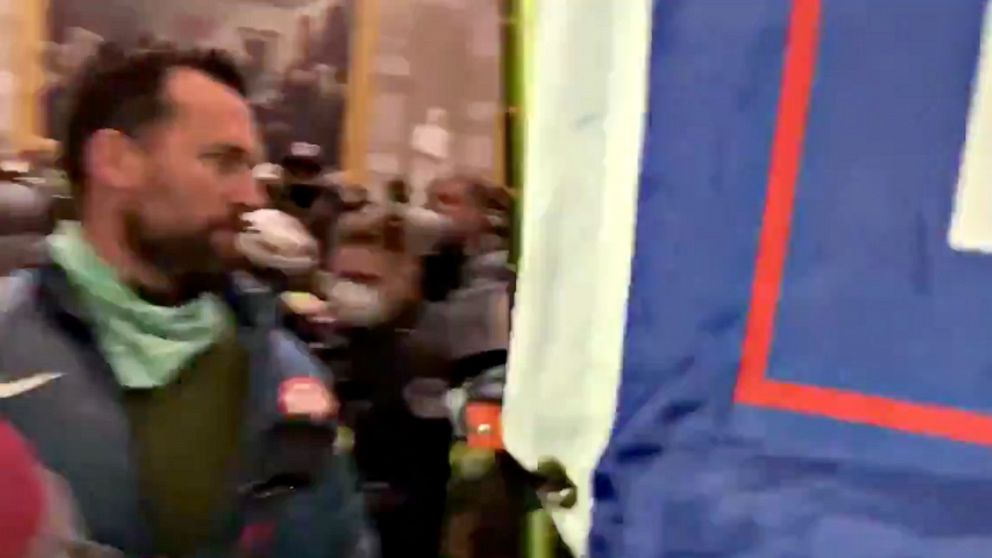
[201,143,261,164]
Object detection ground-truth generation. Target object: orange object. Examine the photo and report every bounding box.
[465,402,504,450]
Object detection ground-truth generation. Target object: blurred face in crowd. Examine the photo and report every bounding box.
[89,69,266,287]
[328,231,417,328]
[428,177,485,247]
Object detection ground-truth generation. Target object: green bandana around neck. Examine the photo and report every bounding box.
[48,221,228,388]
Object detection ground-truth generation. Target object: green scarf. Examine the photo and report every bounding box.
[49,222,227,389]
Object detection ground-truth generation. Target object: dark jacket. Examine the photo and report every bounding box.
[324,304,453,558]
[0,182,53,275]
[0,264,376,558]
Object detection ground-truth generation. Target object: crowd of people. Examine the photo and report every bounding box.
[0,47,519,558]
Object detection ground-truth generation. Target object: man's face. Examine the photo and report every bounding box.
[126,68,266,278]
[428,178,484,245]
[329,242,415,327]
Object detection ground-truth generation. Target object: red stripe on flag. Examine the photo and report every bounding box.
[736,0,821,395]
[734,0,992,445]
[741,380,992,446]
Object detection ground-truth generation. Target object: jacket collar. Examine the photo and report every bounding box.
[36,262,97,342]
[36,263,277,333]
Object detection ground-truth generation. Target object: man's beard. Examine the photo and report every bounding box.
[124,212,237,301]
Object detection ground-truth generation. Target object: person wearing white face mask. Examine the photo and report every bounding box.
[321,198,517,558]
[322,207,455,558]
[325,208,420,328]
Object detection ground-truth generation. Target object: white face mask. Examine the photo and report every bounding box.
[327,279,390,328]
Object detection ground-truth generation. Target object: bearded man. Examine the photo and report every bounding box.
[0,50,373,558]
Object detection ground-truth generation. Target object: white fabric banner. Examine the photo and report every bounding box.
[502,0,652,555]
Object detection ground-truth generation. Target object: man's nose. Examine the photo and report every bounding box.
[232,171,268,210]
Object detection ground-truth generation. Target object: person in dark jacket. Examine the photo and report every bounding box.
[423,176,520,558]
[321,207,454,558]
[0,49,373,558]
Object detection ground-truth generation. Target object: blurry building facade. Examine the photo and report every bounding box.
[44,0,354,167]
[364,0,504,204]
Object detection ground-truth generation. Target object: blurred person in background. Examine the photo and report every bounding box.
[0,49,372,557]
[423,176,518,558]
[317,2,352,77]
[423,175,513,301]
[276,143,342,249]
[322,192,515,558]
[427,175,511,264]
[323,207,454,558]
[0,178,53,278]
[313,64,346,167]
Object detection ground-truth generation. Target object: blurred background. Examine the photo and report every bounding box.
[0,0,518,201]
[0,1,551,557]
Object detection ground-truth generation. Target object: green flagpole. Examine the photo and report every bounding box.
[527,503,555,558]
[507,0,530,268]
[513,2,557,557]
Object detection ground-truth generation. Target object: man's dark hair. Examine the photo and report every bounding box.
[63,48,247,200]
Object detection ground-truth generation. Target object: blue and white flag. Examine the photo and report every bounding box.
[506,1,992,556]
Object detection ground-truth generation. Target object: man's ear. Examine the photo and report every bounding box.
[83,129,145,193]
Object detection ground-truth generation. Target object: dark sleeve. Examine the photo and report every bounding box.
[264,330,379,556]
[274,451,380,558]
[321,452,380,558]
